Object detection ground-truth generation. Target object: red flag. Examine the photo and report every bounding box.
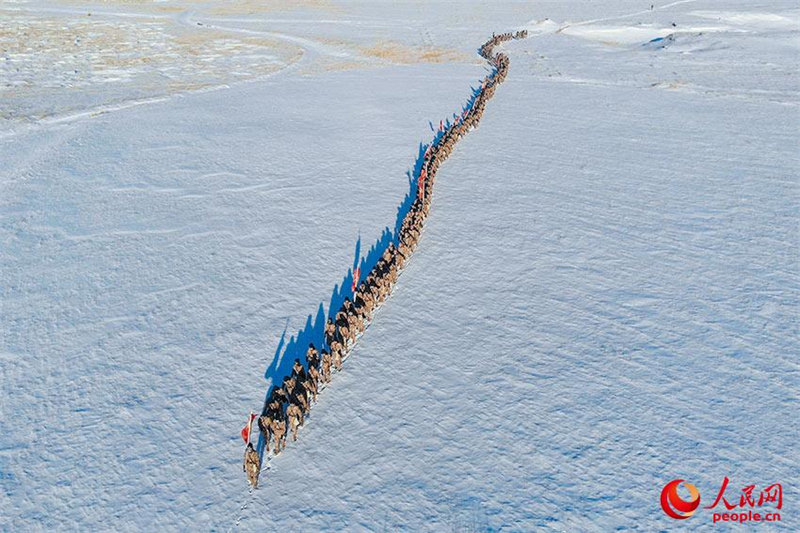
[418,168,427,200]
[241,412,256,444]
[439,119,444,132]
[352,266,360,292]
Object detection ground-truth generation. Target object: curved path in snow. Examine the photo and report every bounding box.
[238,29,527,504]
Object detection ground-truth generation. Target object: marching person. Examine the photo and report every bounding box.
[307,343,320,368]
[324,318,337,347]
[287,403,303,441]
[292,358,307,382]
[243,443,261,488]
[270,415,286,455]
[321,349,332,383]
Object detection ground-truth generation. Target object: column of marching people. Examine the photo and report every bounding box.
[243,29,528,488]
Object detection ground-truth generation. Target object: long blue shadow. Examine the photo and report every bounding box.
[255,64,500,462]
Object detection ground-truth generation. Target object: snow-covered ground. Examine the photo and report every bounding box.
[2,0,798,530]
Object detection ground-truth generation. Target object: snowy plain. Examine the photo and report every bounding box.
[1,0,799,531]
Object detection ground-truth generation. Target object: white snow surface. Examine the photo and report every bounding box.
[2,0,799,531]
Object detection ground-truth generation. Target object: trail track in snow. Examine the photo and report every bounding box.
[228,0,734,519]
[230,28,524,526]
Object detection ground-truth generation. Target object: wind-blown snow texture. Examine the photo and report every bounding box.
[2,0,798,531]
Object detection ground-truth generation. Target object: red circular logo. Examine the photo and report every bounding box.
[661,479,701,519]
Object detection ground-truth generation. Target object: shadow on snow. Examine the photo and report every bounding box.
[253,73,495,459]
